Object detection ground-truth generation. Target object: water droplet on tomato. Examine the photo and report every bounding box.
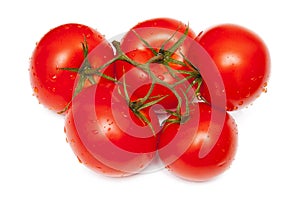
[245,92,251,98]
[51,87,56,93]
[69,74,75,80]
[238,101,244,106]
[33,87,38,94]
[50,74,57,81]
[157,75,164,80]
[218,161,227,167]
[92,130,99,135]
[262,87,268,93]
[77,156,82,163]
[166,165,172,171]
[139,72,148,81]
[107,128,111,132]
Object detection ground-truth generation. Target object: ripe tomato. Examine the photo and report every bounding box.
[64,82,161,176]
[158,103,238,181]
[115,18,197,111]
[30,23,114,113]
[194,24,270,111]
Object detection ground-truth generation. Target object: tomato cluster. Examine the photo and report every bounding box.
[30,18,270,181]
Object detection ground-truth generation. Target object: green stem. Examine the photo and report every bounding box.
[59,25,200,126]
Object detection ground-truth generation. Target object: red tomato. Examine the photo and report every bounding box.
[158,103,238,181]
[194,24,270,111]
[115,18,197,110]
[30,23,114,113]
[64,82,161,176]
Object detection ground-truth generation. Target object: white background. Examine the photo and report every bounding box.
[1,0,299,199]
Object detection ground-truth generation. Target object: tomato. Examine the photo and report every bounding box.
[193,24,270,111]
[30,23,114,113]
[64,82,161,176]
[158,103,238,181]
[115,18,197,111]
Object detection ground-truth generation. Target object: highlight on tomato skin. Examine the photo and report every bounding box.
[158,103,238,182]
[193,24,270,111]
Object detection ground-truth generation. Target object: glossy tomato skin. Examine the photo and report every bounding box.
[30,23,114,113]
[115,18,197,110]
[195,24,270,111]
[65,82,160,177]
[158,103,238,181]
